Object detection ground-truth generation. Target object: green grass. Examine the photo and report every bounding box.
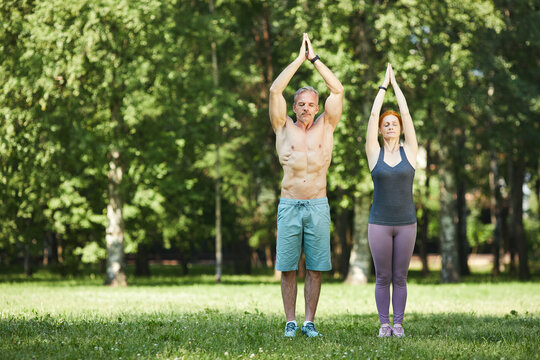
[1,269,539,359]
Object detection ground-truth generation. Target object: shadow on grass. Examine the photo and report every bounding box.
[1,311,538,359]
[0,264,279,286]
[1,264,538,287]
[406,269,540,284]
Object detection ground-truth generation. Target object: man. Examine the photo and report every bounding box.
[269,33,344,338]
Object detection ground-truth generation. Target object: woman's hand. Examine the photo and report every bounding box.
[389,64,397,86]
[382,63,391,88]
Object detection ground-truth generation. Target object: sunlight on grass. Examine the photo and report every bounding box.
[1,273,539,359]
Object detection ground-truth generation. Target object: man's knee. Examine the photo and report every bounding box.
[281,270,297,280]
[306,270,322,280]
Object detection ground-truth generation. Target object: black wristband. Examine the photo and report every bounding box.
[379,86,387,91]
[310,55,320,64]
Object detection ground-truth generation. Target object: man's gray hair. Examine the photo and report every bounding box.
[294,86,319,104]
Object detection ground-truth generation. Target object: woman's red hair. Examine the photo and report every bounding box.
[379,110,403,131]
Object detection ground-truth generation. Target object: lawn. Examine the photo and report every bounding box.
[1,268,539,359]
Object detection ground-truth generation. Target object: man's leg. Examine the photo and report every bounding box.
[301,198,331,337]
[275,199,302,333]
[303,198,331,320]
[304,270,321,322]
[281,270,297,322]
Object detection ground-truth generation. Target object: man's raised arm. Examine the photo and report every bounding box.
[305,35,344,129]
[269,36,307,132]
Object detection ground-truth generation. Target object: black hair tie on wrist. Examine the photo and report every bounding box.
[310,55,320,64]
[379,86,387,91]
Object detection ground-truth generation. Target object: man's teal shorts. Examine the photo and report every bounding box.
[276,197,332,272]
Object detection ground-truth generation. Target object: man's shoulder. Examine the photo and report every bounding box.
[312,113,336,131]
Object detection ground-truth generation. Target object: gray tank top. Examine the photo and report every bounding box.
[368,146,416,225]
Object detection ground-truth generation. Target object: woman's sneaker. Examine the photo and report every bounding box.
[284,321,299,337]
[378,324,392,337]
[392,324,405,338]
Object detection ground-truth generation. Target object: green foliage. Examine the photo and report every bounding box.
[0,0,539,276]
[467,207,493,248]
[74,242,106,264]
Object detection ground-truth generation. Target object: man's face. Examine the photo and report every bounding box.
[293,91,319,123]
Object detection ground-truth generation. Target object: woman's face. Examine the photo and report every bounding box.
[379,115,401,139]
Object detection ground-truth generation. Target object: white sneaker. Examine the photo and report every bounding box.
[378,324,392,337]
[392,324,405,338]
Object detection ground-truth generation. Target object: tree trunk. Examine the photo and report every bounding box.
[419,204,430,277]
[489,150,503,275]
[178,250,189,275]
[43,233,49,266]
[105,149,127,286]
[273,187,281,280]
[209,0,222,283]
[346,195,371,285]
[456,177,470,276]
[345,9,376,285]
[252,1,278,275]
[439,148,460,283]
[418,142,431,277]
[503,199,516,275]
[24,242,33,277]
[537,159,540,223]
[135,243,150,277]
[262,7,273,90]
[264,244,273,268]
[487,84,503,276]
[43,231,58,266]
[455,131,470,276]
[233,234,251,274]
[333,190,352,278]
[509,154,530,280]
[215,137,222,282]
[57,234,63,264]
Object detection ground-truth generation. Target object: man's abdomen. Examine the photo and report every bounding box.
[280,155,330,199]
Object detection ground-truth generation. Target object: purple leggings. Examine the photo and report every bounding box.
[368,223,417,325]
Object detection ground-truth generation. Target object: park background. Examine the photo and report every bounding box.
[1,0,539,284]
[1,0,540,358]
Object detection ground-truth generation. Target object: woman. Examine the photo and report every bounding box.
[365,63,418,338]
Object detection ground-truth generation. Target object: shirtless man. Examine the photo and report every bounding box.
[269,33,344,338]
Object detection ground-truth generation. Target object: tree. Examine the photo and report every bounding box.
[16,0,192,284]
[375,0,504,282]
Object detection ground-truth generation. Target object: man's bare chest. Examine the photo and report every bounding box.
[278,123,329,153]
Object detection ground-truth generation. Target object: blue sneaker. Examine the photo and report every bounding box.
[301,322,322,337]
[284,322,299,337]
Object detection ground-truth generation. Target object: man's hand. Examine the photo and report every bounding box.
[271,34,309,132]
[298,34,308,61]
[304,33,343,129]
[304,34,316,61]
